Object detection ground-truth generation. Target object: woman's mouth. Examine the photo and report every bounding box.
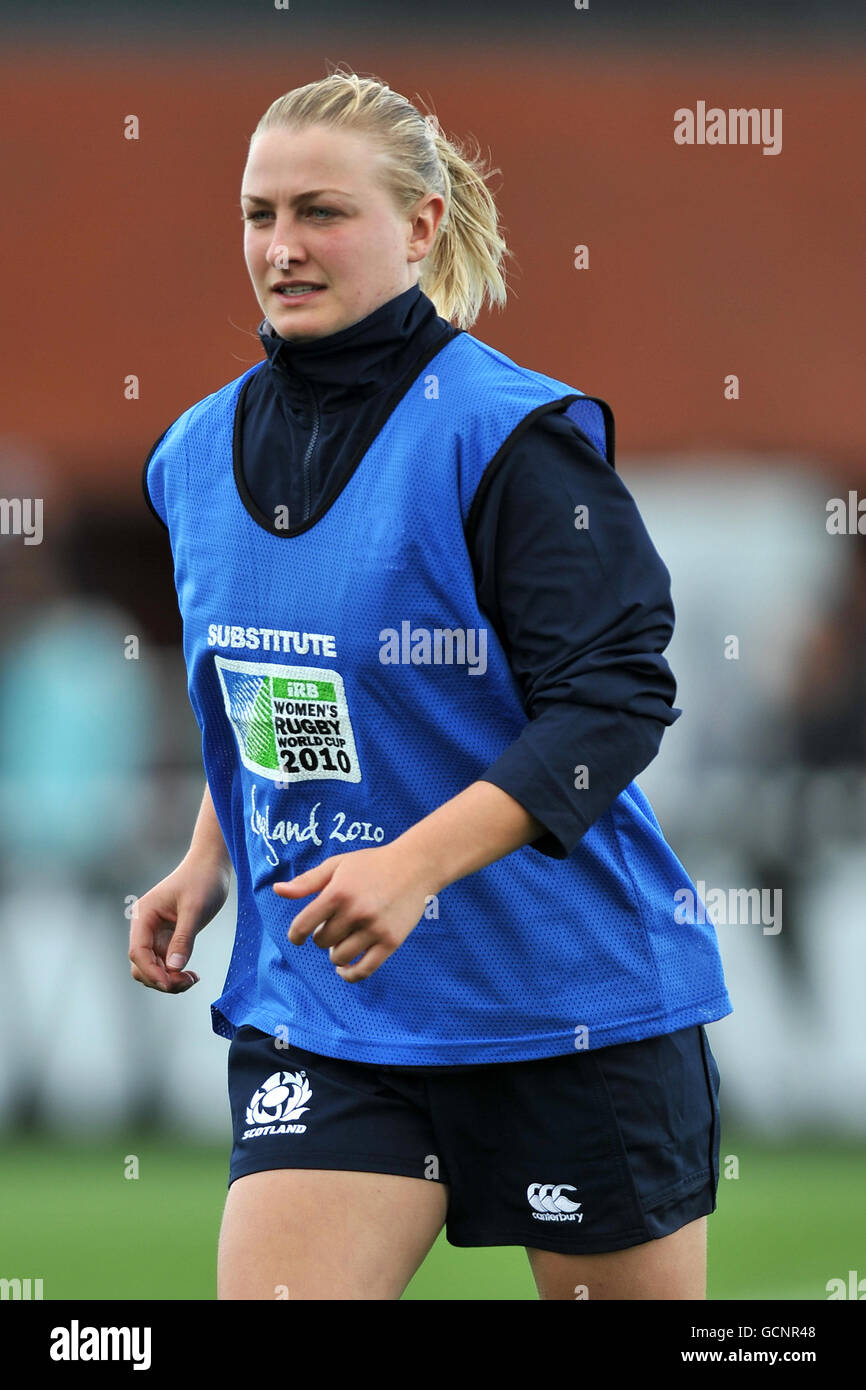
[272,285,326,303]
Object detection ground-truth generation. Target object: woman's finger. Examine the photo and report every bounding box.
[289,903,363,949]
[327,928,377,967]
[334,942,392,983]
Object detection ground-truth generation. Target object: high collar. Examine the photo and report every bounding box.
[257,284,449,413]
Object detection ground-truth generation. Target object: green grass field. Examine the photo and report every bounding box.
[0,1133,862,1300]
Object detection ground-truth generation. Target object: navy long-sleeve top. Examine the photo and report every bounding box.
[229,282,682,859]
[144,283,681,856]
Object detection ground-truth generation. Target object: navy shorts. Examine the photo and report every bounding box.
[226,1022,721,1254]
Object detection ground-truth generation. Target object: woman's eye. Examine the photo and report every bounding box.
[242,207,336,223]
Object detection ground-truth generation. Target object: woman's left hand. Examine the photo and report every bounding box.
[272,844,438,982]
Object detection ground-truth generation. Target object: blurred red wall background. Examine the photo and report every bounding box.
[2,46,863,506]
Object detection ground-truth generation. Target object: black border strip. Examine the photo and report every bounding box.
[590,394,616,468]
[141,426,172,530]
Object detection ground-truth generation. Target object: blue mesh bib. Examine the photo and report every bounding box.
[146,331,731,1063]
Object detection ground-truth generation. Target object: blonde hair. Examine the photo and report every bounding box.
[250,62,513,331]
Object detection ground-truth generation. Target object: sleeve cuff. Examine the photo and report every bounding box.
[477,711,669,860]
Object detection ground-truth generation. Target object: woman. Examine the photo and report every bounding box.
[132,64,732,1301]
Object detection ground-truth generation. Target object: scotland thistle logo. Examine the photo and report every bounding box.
[246,1071,312,1128]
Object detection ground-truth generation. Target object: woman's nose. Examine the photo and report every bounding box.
[267,216,308,269]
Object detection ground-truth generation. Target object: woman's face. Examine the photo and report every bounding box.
[241,124,444,342]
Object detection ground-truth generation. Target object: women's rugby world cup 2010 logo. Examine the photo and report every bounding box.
[243,1071,313,1137]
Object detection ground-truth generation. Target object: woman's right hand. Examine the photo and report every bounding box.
[129,854,231,994]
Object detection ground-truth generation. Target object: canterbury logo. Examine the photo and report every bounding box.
[527,1183,583,1222]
